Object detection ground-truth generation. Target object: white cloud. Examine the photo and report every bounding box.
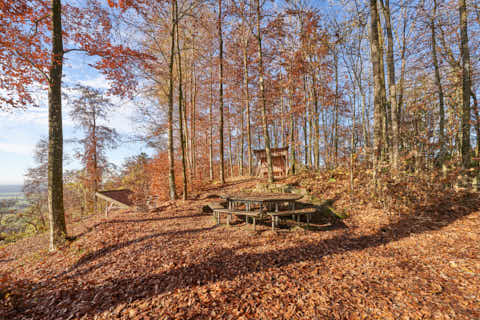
[0,142,35,156]
[78,75,111,90]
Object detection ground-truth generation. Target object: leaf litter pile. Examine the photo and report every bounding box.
[1,179,479,319]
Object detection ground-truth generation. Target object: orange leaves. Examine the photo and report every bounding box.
[1,177,480,319]
[106,0,132,10]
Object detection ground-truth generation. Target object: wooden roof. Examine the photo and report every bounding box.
[253,147,288,159]
[253,147,288,154]
[95,189,134,209]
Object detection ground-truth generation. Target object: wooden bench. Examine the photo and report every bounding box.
[267,207,316,231]
[207,202,224,210]
[212,208,263,228]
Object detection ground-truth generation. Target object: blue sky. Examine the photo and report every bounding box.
[0,53,152,185]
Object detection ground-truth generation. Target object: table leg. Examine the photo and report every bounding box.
[227,213,231,226]
[272,217,275,231]
[307,213,311,228]
[253,218,256,231]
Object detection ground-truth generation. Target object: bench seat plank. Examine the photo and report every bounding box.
[267,208,316,217]
[213,209,262,217]
[207,202,225,210]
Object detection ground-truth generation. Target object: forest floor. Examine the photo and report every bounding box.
[1,176,479,319]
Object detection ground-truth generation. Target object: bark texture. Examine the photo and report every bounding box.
[47,0,67,251]
[256,0,274,183]
[459,0,471,169]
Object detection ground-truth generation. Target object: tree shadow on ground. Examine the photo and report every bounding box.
[70,213,208,241]
[11,193,479,319]
[56,226,217,280]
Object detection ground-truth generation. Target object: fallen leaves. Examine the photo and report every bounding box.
[0,179,479,319]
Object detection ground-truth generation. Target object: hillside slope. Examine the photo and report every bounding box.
[1,178,479,319]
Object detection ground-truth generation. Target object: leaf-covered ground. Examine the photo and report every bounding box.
[1,179,479,319]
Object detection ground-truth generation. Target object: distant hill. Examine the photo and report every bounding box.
[0,185,23,194]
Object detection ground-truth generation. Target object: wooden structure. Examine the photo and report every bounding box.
[213,192,314,231]
[253,147,288,178]
[95,189,134,216]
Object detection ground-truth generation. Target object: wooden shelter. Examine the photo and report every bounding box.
[253,147,288,178]
[95,189,134,216]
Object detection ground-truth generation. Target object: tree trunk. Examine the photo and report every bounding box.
[280,85,285,147]
[334,53,339,168]
[218,0,225,184]
[240,103,244,176]
[381,0,399,174]
[209,67,214,181]
[256,0,274,183]
[397,10,408,151]
[47,0,67,251]
[191,38,197,178]
[431,0,446,170]
[459,0,472,169]
[303,76,309,167]
[243,44,253,176]
[350,90,357,193]
[227,106,233,177]
[312,72,320,169]
[92,109,98,213]
[175,0,187,200]
[167,0,177,200]
[289,112,296,175]
[369,0,385,187]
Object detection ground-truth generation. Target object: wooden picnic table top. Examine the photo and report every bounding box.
[220,192,303,203]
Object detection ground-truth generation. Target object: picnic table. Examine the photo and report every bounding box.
[212,193,314,231]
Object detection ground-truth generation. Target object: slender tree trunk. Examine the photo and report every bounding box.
[240,104,244,176]
[175,0,187,200]
[430,0,446,170]
[303,76,309,166]
[459,0,472,169]
[218,0,225,184]
[48,0,67,251]
[334,53,339,168]
[227,106,233,177]
[209,67,214,181]
[92,112,98,213]
[280,85,285,147]
[321,108,330,169]
[312,72,320,169]
[359,85,369,149]
[375,14,389,160]
[397,10,408,151]
[191,37,197,178]
[167,0,177,200]
[471,90,480,161]
[350,90,357,193]
[381,0,399,174]
[256,0,274,183]
[369,0,385,187]
[289,112,296,175]
[243,44,253,176]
